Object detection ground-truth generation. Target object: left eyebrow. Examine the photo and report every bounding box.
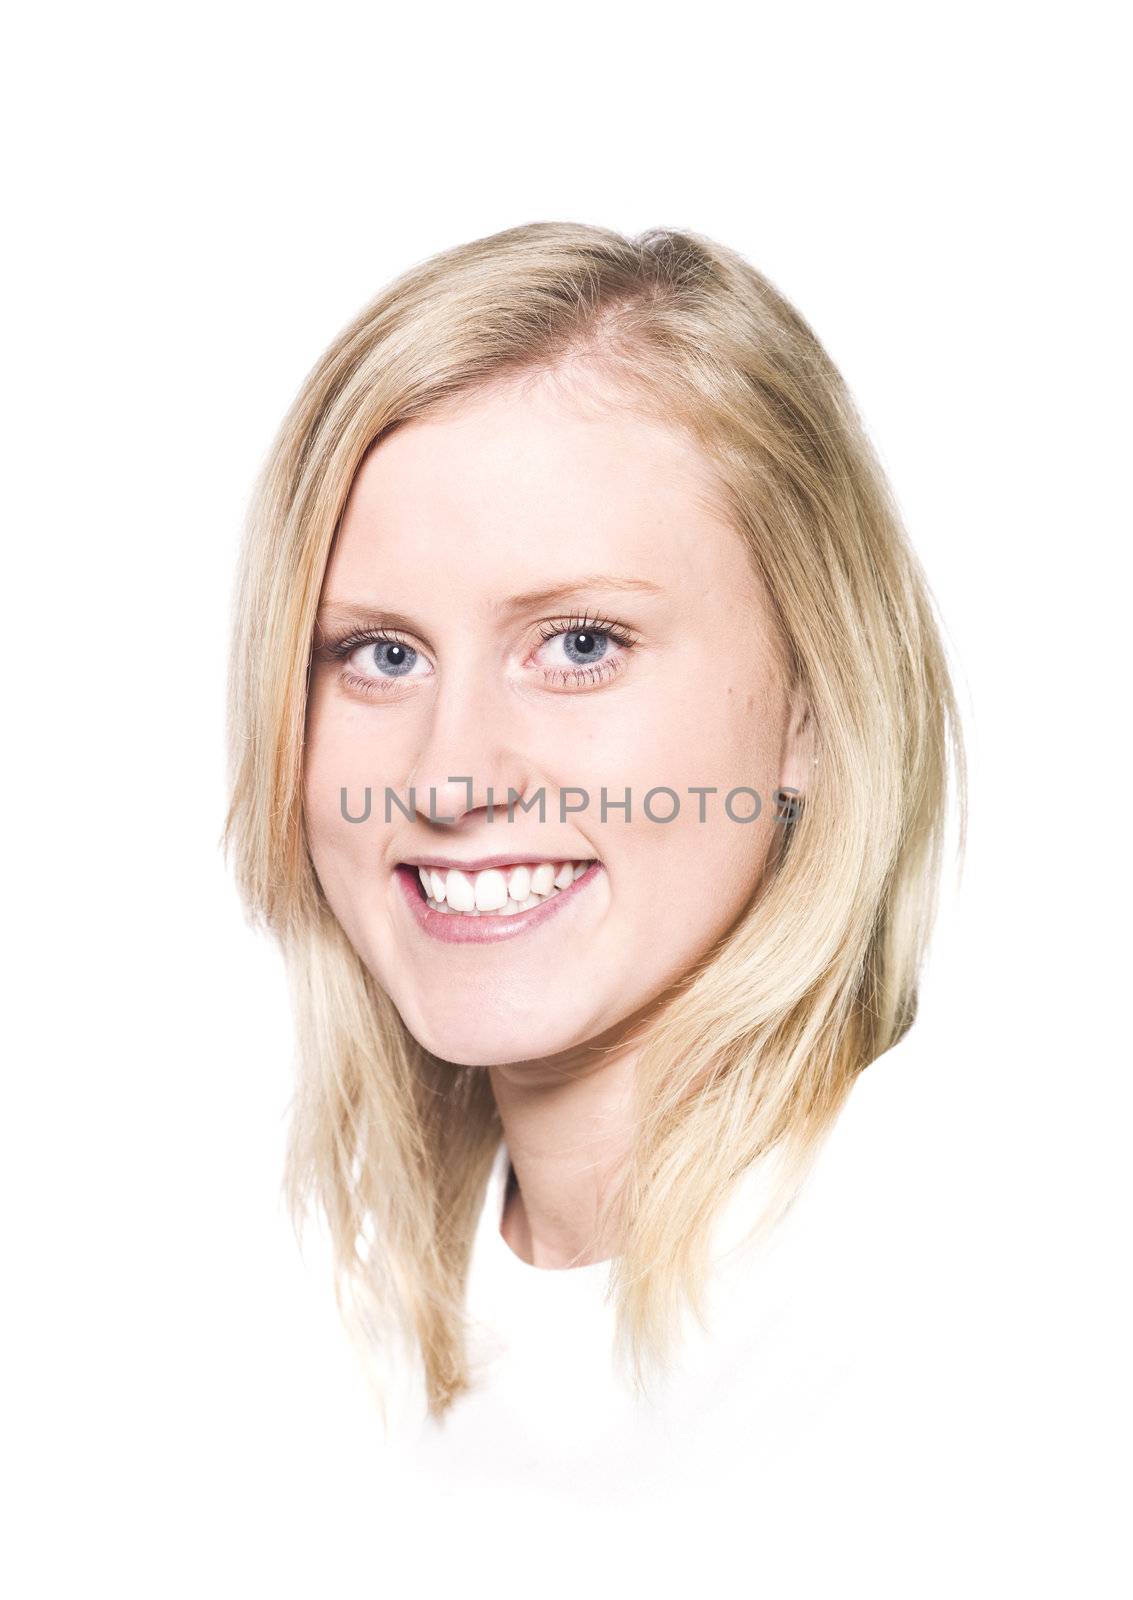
[491,575,665,614]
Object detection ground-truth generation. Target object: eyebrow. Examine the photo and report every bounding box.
[316,574,665,630]
[491,575,665,614]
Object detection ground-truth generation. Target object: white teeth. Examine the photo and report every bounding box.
[474,869,509,912]
[444,869,476,913]
[529,863,555,896]
[414,859,597,918]
[507,864,531,903]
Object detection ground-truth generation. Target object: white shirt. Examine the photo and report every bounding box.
[366,1018,1098,1595]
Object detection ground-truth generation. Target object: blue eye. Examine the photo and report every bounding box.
[534,611,637,688]
[331,629,432,690]
[318,610,638,698]
[541,628,611,667]
[358,638,419,678]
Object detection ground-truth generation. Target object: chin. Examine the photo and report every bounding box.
[395,1005,579,1070]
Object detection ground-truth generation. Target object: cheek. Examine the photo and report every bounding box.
[303,691,385,897]
[583,676,783,935]
[619,804,771,916]
[585,672,783,812]
[590,808,770,1020]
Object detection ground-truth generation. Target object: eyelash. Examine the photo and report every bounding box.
[320,610,639,697]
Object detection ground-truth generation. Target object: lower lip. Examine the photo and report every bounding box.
[394,862,602,945]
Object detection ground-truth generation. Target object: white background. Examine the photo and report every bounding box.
[4,2,1129,1594]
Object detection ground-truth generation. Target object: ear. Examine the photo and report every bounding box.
[777,681,815,805]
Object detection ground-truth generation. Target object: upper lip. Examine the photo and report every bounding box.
[398,852,596,873]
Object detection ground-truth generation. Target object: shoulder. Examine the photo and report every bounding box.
[792,1020,959,1261]
[815,1018,952,1188]
[718,1017,954,1248]
[708,1015,965,1343]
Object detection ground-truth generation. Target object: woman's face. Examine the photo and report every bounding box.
[304,368,810,1068]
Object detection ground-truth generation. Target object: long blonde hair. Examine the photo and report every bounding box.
[222,221,966,1418]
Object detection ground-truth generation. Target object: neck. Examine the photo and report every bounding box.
[488,1043,638,1269]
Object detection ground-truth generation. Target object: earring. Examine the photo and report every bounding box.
[774,787,805,824]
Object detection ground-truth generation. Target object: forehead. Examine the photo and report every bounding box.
[326,370,742,598]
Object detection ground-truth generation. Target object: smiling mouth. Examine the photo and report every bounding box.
[402,858,598,918]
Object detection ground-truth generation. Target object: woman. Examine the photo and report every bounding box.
[223,222,965,1553]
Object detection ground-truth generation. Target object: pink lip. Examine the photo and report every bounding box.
[394,861,602,945]
[399,852,595,873]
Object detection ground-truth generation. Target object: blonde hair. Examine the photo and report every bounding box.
[222,221,966,1418]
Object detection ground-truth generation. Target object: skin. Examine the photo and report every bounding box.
[303,364,812,1268]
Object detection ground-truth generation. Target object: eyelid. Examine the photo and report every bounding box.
[315,622,418,662]
[535,609,640,647]
[318,610,640,660]
[318,609,640,694]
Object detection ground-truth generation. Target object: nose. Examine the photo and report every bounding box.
[403,660,534,831]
